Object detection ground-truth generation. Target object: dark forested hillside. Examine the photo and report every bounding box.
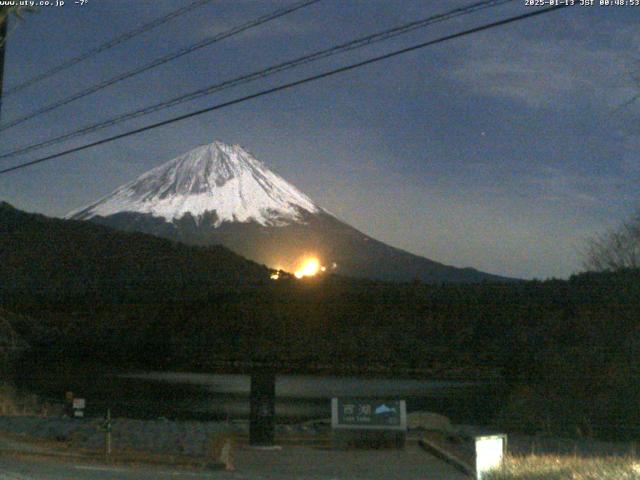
[0,201,271,305]
[2,203,640,440]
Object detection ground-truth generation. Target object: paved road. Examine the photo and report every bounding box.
[0,458,221,479]
[0,444,468,479]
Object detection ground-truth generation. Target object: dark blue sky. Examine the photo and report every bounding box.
[1,0,638,279]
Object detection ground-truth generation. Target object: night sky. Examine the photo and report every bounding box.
[1,0,638,279]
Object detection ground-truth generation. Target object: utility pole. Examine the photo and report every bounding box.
[0,14,7,121]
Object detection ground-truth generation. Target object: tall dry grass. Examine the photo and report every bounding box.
[485,454,640,480]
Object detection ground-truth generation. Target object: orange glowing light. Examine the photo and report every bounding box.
[294,258,321,278]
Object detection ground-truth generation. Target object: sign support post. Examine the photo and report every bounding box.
[249,371,276,447]
[99,408,112,460]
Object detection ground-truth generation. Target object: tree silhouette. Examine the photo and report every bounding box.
[582,208,640,271]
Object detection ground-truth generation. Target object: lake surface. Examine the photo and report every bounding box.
[16,366,504,424]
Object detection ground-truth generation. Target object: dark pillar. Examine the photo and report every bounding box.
[249,371,276,446]
[0,17,7,120]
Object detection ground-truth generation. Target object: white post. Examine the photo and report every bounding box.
[475,434,507,480]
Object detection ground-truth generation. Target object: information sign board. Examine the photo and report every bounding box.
[331,398,406,431]
[72,398,85,418]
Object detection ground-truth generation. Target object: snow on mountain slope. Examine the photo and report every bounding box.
[67,141,321,227]
[66,140,515,283]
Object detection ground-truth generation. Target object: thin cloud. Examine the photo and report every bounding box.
[450,28,636,110]
[191,10,324,44]
[522,166,632,208]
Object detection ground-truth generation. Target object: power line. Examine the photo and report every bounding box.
[0,5,570,176]
[3,0,215,98]
[0,0,515,161]
[0,0,322,132]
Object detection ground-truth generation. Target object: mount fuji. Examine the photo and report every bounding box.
[68,141,510,283]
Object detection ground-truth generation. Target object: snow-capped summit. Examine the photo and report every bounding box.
[67,141,321,227]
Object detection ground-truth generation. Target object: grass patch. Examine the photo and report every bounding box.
[0,382,61,416]
[0,431,225,471]
[484,454,640,480]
